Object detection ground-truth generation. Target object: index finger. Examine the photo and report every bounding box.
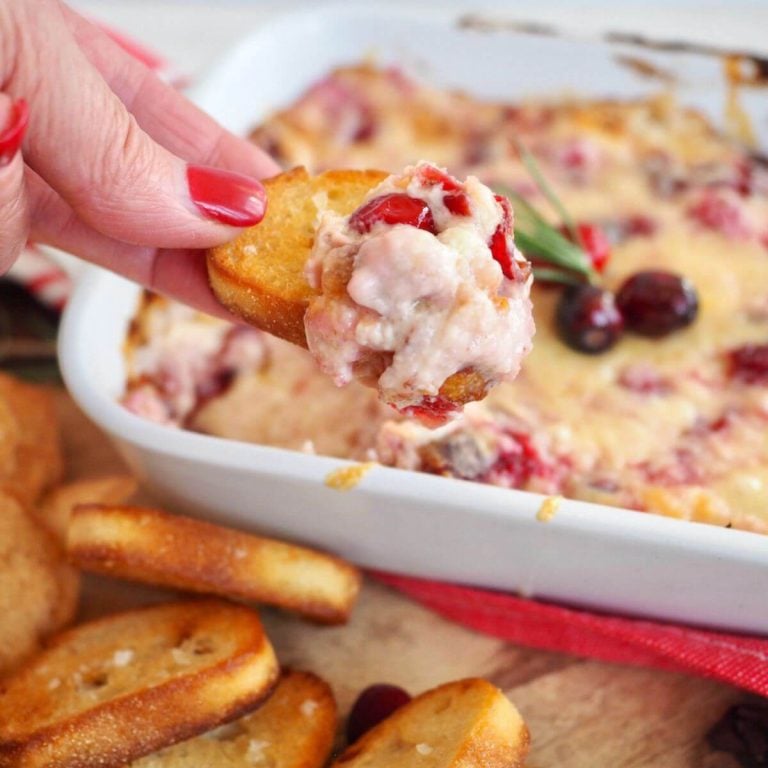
[61,5,281,180]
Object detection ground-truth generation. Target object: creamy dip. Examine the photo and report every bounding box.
[303,163,534,414]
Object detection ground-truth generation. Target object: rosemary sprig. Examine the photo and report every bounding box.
[494,137,602,284]
[510,136,580,245]
[494,184,597,284]
[530,267,584,287]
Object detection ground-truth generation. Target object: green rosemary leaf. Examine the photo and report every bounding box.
[531,267,583,286]
[493,185,597,283]
[510,136,580,243]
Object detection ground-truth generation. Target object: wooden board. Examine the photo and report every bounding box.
[56,392,746,767]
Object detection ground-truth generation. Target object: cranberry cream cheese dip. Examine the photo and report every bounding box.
[207,163,534,423]
[304,163,534,421]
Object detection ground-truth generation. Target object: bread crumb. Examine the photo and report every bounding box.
[48,677,61,690]
[246,739,270,764]
[537,495,562,522]
[416,743,433,755]
[171,647,191,666]
[325,462,377,491]
[300,698,319,717]
[233,547,248,560]
[112,649,134,667]
[243,244,258,257]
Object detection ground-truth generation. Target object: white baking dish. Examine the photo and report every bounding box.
[59,4,768,634]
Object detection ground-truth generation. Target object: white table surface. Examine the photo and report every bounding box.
[73,1,768,82]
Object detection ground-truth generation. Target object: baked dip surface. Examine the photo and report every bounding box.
[124,65,768,534]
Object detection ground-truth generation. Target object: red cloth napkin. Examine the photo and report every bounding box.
[17,23,768,700]
[374,572,768,697]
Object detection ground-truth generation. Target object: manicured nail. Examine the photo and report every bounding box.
[0,100,29,167]
[187,165,266,227]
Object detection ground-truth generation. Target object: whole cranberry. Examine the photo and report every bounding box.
[616,270,698,337]
[346,684,412,744]
[556,284,624,354]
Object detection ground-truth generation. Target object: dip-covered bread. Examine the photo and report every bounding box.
[207,164,533,421]
[303,163,533,417]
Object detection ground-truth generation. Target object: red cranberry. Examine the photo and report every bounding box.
[349,194,436,234]
[686,190,753,239]
[623,215,657,238]
[488,195,518,280]
[402,395,459,427]
[416,165,471,216]
[726,343,768,384]
[556,284,624,354]
[346,684,411,744]
[444,192,471,216]
[484,432,545,488]
[616,270,698,338]
[575,223,611,272]
[416,164,460,191]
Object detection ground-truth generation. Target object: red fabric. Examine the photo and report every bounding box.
[373,572,768,696]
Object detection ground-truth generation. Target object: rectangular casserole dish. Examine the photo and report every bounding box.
[58,3,768,634]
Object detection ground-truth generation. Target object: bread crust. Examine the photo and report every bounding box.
[207,167,387,347]
[0,492,79,676]
[333,678,529,768]
[128,669,337,768]
[36,475,137,544]
[0,375,63,506]
[67,504,361,624]
[0,600,279,768]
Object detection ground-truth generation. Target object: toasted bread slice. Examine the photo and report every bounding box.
[208,167,386,348]
[0,374,63,506]
[67,504,361,624]
[37,475,138,543]
[207,167,497,415]
[129,669,336,768]
[333,678,529,768]
[0,491,79,675]
[0,600,278,768]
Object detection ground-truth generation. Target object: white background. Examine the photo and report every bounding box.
[71,1,768,79]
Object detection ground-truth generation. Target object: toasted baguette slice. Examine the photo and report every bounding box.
[0,600,278,768]
[67,504,361,625]
[0,491,79,676]
[129,669,336,768]
[0,374,63,506]
[208,166,386,348]
[333,679,529,768]
[37,475,138,543]
[207,167,495,414]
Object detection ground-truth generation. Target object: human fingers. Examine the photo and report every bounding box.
[0,97,30,274]
[2,0,264,249]
[60,5,281,179]
[26,168,236,320]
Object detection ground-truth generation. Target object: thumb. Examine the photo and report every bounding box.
[10,0,265,249]
[0,97,30,274]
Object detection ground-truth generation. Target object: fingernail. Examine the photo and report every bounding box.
[0,99,29,168]
[187,165,266,227]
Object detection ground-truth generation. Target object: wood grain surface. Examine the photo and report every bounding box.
[55,392,746,767]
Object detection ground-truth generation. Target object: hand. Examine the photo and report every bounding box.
[0,0,281,317]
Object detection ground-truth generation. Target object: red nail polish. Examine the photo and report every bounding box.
[0,99,29,167]
[187,165,266,227]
